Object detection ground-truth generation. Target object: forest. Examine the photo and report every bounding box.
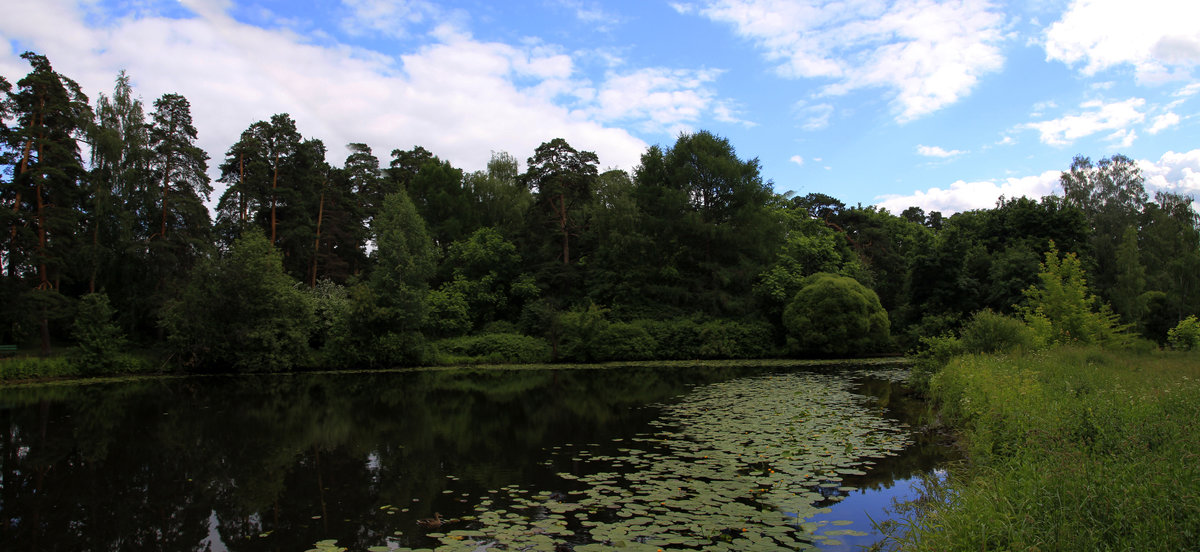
[2,52,1199,374]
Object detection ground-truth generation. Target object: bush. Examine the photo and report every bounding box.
[597,322,658,361]
[910,334,965,391]
[161,230,315,372]
[70,293,129,375]
[697,319,773,359]
[559,303,610,362]
[1167,315,1200,351]
[1018,244,1129,348]
[436,333,552,364]
[637,318,703,360]
[960,309,1035,354]
[783,272,890,356]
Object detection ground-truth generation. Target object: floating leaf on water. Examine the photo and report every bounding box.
[824,529,869,537]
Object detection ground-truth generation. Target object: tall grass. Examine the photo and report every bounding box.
[889,346,1200,551]
[0,355,80,380]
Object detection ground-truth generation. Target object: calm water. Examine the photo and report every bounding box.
[0,363,954,551]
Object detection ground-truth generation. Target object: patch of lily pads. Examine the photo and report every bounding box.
[355,368,911,551]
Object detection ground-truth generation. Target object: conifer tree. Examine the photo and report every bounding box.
[3,53,91,353]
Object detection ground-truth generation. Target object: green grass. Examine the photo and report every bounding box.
[885,346,1200,551]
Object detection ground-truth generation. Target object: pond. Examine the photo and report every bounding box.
[0,362,955,551]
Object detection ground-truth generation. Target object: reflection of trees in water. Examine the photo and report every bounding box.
[0,366,763,551]
[0,366,941,551]
[841,376,959,494]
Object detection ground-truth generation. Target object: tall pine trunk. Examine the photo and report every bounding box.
[160,158,171,239]
[558,192,569,264]
[310,183,325,287]
[6,110,39,278]
[270,152,279,244]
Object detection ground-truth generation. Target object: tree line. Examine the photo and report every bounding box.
[2,53,1198,371]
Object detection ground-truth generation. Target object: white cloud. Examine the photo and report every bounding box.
[875,170,1061,215]
[1044,0,1200,82]
[685,0,1007,122]
[789,155,804,166]
[917,144,966,158]
[0,0,738,200]
[1141,149,1200,200]
[1024,98,1146,146]
[877,149,1200,216]
[587,67,734,133]
[1148,112,1180,134]
[1106,128,1137,149]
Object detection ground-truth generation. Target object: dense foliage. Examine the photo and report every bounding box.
[783,272,890,355]
[2,53,1199,372]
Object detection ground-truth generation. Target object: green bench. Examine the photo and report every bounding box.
[0,345,16,355]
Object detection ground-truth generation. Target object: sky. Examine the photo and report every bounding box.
[2,0,1198,214]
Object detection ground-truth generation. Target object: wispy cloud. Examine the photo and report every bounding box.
[1176,83,1200,97]
[339,0,449,39]
[549,0,623,30]
[679,0,1007,122]
[789,155,804,166]
[585,67,736,133]
[1147,112,1180,134]
[794,101,833,130]
[1024,98,1146,146]
[916,144,967,158]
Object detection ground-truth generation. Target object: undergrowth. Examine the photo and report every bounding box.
[1,349,159,382]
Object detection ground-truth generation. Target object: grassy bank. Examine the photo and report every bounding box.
[889,346,1200,551]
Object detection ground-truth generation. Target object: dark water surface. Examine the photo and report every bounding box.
[0,363,954,551]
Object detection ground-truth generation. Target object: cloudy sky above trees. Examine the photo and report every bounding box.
[2,0,1198,213]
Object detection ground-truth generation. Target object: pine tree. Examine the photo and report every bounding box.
[3,53,92,353]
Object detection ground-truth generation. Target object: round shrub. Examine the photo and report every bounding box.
[960,309,1035,354]
[783,272,890,356]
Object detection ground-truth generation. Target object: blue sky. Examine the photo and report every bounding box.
[2,0,1198,213]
